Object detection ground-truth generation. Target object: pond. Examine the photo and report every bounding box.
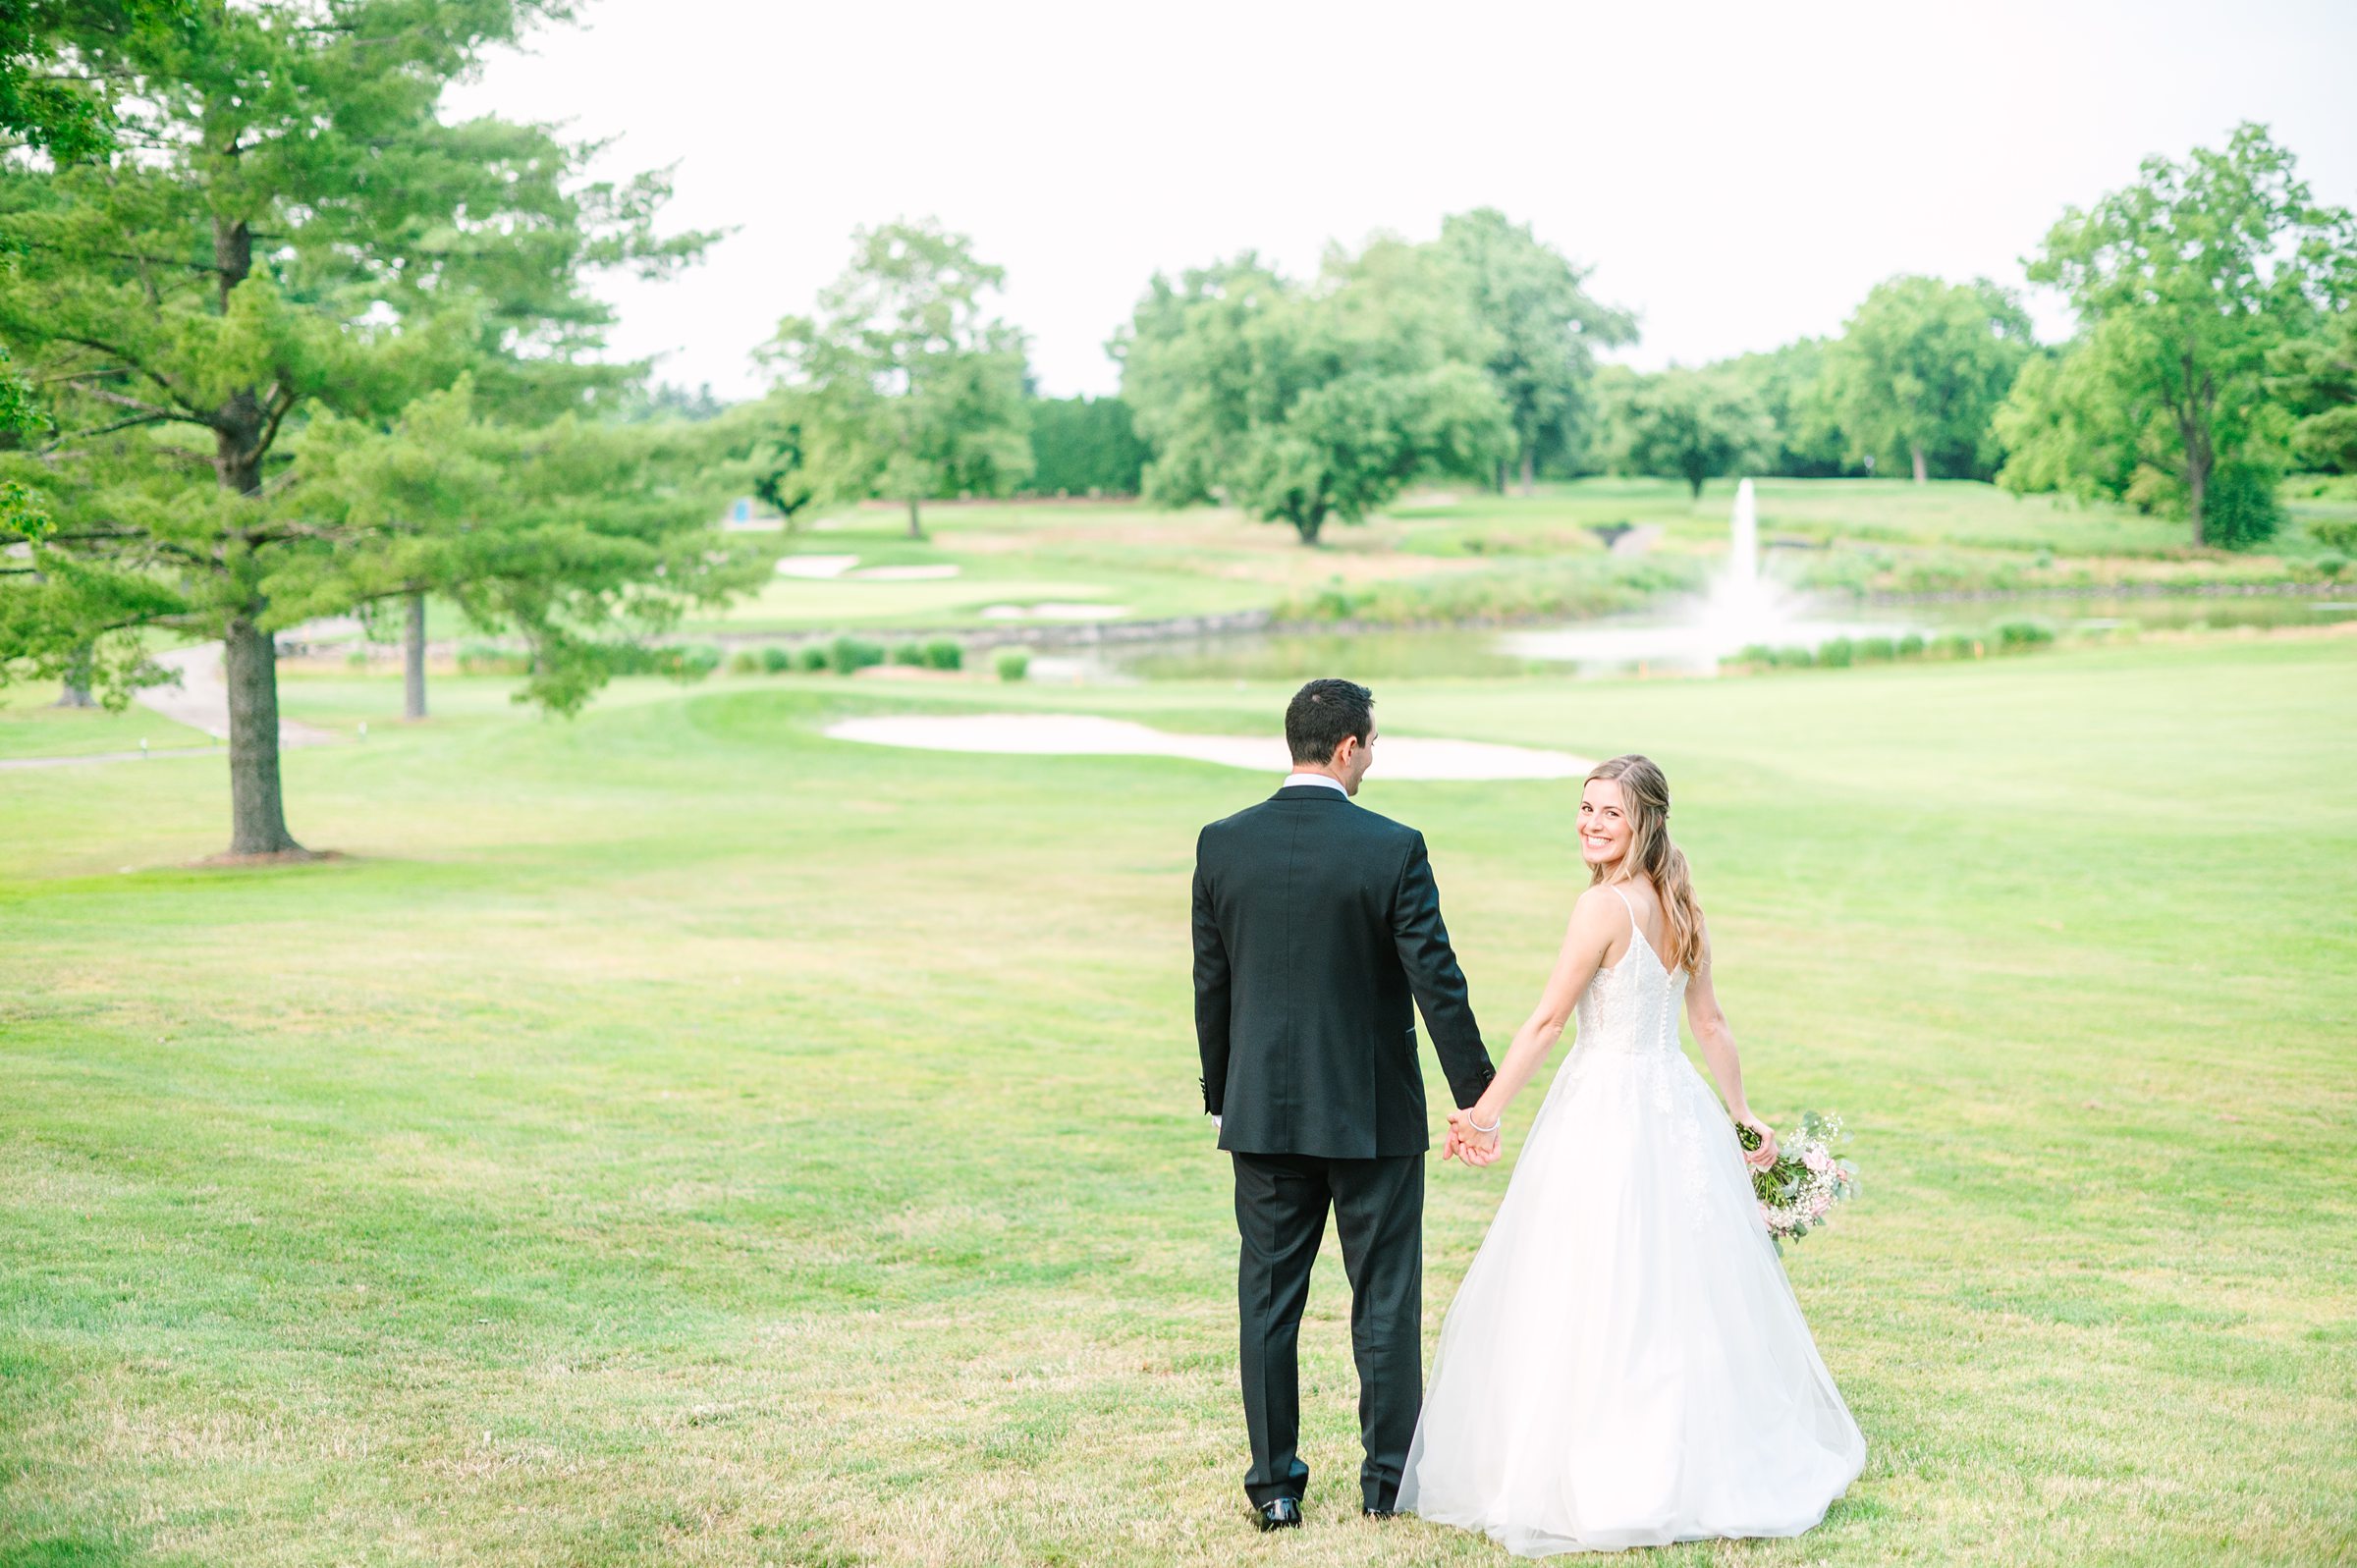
[1030,591,2355,684]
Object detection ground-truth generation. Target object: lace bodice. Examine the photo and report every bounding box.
[1572,883,1688,1059]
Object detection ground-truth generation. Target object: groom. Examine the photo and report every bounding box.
[1192,677,1499,1530]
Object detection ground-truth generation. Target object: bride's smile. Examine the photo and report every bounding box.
[1577,782,1632,864]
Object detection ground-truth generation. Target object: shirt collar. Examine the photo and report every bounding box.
[1280,773,1347,793]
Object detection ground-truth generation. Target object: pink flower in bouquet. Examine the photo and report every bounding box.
[1808,1190,1833,1219]
[1803,1147,1832,1175]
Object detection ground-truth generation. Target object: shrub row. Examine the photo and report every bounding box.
[623,644,723,679]
[456,636,1017,684]
[457,641,529,676]
[1738,620,2057,671]
[457,642,725,680]
[720,636,1009,677]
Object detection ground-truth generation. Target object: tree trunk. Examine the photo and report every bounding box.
[214,450,301,856]
[1294,506,1325,545]
[2186,452,2209,548]
[1910,444,1929,484]
[211,196,302,856]
[905,496,923,539]
[403,590,427,721]
[224,614,303,856]
[215,217,250,311]
[54,641,96,708]
[1495,459,1507,495]
[1519,449,1536,498]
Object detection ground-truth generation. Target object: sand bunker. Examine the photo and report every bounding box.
[823,714,1591,782]
[777,555,859,579]
[776,558,965,583]
[849,564,962,581]
[979,602,1129,621]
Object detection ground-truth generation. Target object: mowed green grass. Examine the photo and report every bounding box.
[0,682,209,761]
[3,632,2353,1566]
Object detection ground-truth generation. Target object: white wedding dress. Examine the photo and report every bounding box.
[1398,886,1865,1555]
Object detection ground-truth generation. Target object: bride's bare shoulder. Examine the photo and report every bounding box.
[1566,883,1633,941]
[1569,882,1627,918]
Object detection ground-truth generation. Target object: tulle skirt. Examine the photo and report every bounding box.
[1398,1047,1866,1556]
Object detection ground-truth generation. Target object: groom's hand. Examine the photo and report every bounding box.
[1446,1108,1502,1167]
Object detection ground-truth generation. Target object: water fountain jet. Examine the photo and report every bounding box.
[1690,477,1804,656]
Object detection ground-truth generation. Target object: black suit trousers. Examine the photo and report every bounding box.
[1232,1150,1423,1511]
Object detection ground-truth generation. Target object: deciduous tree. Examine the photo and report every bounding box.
[758,221,1032,539]
[1432,208,1635,494]
[1823,275,2033,482]
[2021,123,2355,545]
[1993,347,2139,504]
[1117,247,1512,543]
[1611,368,1772,499]
[1715,338,1849,478]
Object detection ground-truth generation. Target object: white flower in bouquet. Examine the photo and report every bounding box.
[1734,1109,1858,1248]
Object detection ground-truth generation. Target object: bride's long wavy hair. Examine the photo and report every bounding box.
[1585,754,1706,975]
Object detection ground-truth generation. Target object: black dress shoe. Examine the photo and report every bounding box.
[1254,1498,1303,1531]
[1361,1506,1398,1519]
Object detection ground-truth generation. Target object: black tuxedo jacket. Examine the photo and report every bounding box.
[1193,784,1495,1158]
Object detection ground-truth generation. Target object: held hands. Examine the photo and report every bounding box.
[1735,1110,1778,1170]
[1444,1106,1503,1167]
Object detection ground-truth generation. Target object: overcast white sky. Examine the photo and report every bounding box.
[447,0,2357,402]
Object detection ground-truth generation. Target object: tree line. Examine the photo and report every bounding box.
[733,207,1632,539]
[1623,124,2355,550]
[739,124,2352,553]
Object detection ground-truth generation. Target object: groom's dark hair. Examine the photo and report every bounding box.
[1286,678,1375,764]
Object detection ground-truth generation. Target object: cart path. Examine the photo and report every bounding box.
[1,643,342,771]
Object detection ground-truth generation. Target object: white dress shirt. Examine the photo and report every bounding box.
[1280,772,1347,793]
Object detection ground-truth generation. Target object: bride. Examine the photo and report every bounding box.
[1398,754,1866,1555]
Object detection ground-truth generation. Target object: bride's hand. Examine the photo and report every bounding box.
[1447,1107,1503,1166]
[1736,1112,1777,1169]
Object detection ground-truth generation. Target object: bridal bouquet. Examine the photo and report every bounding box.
[1735,1109,1858,1247]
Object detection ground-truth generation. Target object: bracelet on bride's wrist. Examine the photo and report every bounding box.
[1468,1110,1501,1135]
